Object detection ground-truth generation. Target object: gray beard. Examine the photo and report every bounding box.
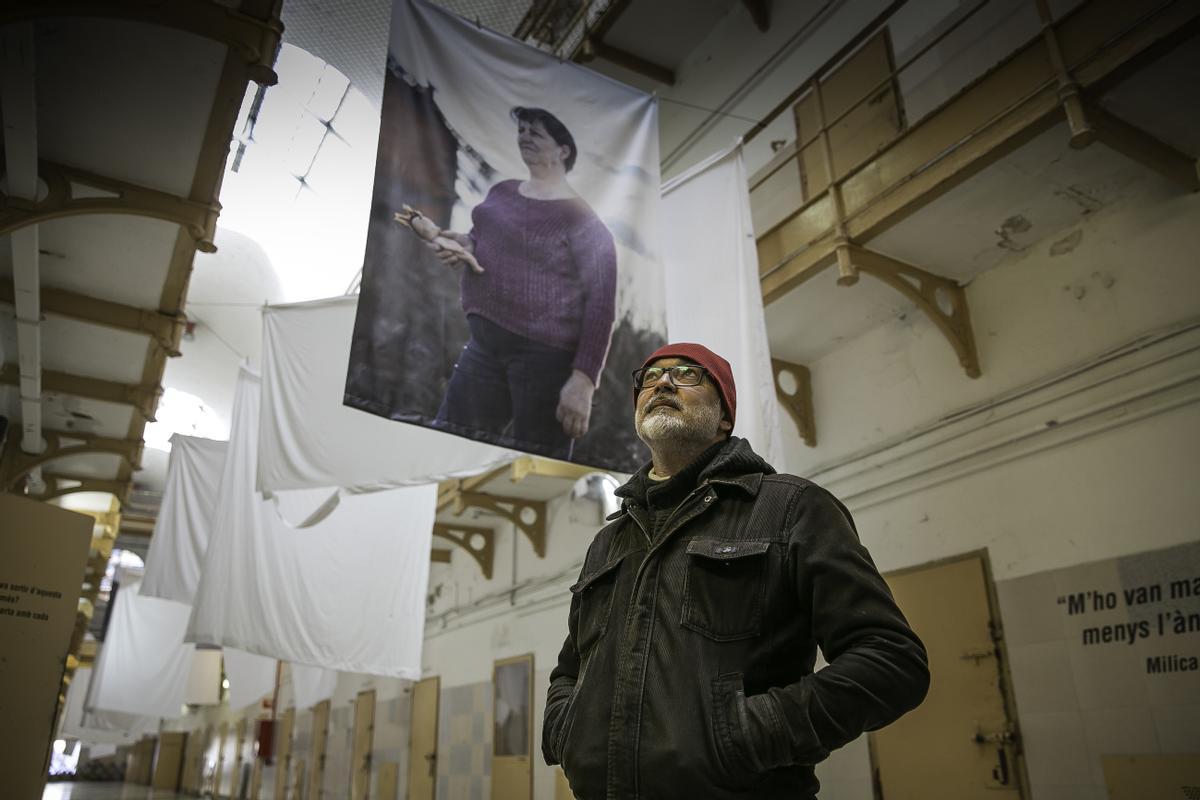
[636,401,723,447]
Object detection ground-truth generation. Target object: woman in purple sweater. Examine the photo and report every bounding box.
[429,107,617,459]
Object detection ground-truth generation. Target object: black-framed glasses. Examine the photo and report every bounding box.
[632,364,708,389]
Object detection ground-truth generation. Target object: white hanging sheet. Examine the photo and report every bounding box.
[661,143,787,469]
[140,434,228,604]
[291,663,338,709]
[224,647,278,711]
[258,296,516,492]
[186,366,435,679]
[88,579,196,719]
[60,668,151,745]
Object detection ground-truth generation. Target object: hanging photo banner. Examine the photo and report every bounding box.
[345,0,666,473]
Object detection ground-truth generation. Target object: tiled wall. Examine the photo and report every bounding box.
[996,540,1200,799]
[437,681,492,800]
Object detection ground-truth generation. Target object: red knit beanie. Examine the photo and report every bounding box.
[635,343,737,430]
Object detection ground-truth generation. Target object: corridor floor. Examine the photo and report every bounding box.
[43,784,188,800]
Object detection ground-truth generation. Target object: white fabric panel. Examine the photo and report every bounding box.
[141,434,228,603]
[224,647,278,711]
[184,649,223,705]
[291,663,338,709]
[59,668,149,745]
[258,296,516,492]
[88,581,195,718]
[187,367,436,678]
[661,144,787,469]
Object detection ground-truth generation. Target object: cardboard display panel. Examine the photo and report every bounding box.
[0,495,93,798]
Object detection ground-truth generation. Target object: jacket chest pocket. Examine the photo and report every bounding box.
[570,556,625,654]
[681,538,771,642]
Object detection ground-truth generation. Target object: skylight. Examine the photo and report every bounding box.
[215,44,380,302]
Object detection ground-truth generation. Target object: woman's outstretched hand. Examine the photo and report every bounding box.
[394,206,484,273]
[425,231,485,274]
[557,370,595,440]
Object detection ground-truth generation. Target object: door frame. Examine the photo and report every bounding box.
[868,548,1030,800]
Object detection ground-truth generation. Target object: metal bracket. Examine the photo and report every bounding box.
[432,522,496,579]
[454,492,548,559]
[842,245,981,379]
[770,359,816,447]
[2,430,143,491]
[1,0,283,86]
[0,160,220,252]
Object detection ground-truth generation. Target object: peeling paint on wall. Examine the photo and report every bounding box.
[1049,229,1084,256]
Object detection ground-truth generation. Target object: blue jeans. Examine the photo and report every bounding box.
[435,315,575,459]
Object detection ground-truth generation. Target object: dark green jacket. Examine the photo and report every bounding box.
[542,437,929,799]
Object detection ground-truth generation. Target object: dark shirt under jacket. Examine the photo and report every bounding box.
[543,436,930,800]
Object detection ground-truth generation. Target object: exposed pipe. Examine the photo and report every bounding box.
[1,24,43,463]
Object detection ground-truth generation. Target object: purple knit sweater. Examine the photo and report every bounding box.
[463,180,617,386]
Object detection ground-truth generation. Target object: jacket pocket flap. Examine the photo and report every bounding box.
[686,538,771,561]
[570,556,625,594]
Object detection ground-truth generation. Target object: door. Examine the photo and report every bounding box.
[274,708,295,800]
[152,731,186,790]
[292,757,306,800]
[376,762,399,800]
[350,689,376,800]
[233,717,248,796]
[214,721,229,798]
[491,654,534,800]
[406,676,440,800]
[870,552,1027,799]
[309,699,330,800]
[181,726,208,792]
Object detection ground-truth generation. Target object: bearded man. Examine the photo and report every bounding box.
[542,343,930,799]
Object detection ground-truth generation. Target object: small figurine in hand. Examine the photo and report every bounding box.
[393,204,484,273]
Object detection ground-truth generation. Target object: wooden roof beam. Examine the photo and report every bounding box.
[0,281,186,356]
[742,0,770,32]
[578,38,675,86]
[1086,102,1199,192]
[1,0,283,86]
[0,364,161,421]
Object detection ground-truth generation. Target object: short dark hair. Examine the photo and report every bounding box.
[511,106,577,172]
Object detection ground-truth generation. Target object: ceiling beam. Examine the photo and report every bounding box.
[0,160,220,252]
[578,38,675,86]
[0,282,187,356]
[0,364,161,420]
[1086,102,1199,192]
[1,0,283,86]
[742,0,770,32]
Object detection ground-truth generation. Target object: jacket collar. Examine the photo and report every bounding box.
[609,436,773,519]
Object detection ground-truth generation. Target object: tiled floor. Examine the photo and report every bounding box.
[43,783,188,800]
